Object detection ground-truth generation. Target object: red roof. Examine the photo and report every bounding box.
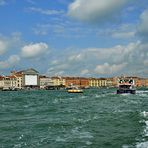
[0,76,4,80]
[8,75,16,78]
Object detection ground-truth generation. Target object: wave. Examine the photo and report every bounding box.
[136,112,148,148]
[136,141,148,148]
[141,111,148,118]
[137,90,148,93]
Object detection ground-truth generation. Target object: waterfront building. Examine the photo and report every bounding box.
[0,75,17,90]
[9,75,17,89]
[51,76,66,87]
[0,76,4,89]
[89,78,98,87]
[145,78,148,87]
[0,76,10,89]
[106,78,114,87]
[64,77,89,88]
[111,77,118,87]
[22,68,39,89]
[89,78,107,88]
[11,71,23,89]
[10,68,39,89]
[39,76,54,89]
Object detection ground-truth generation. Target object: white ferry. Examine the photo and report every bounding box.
[117,77,136,94]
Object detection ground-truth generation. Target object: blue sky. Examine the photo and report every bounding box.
[0,0,148,77]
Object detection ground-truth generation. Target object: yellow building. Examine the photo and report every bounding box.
[89,78,107,87]
[51,76,66,86]
[10,71,23,89]
[39,76,54,89]
[145,78,148,87]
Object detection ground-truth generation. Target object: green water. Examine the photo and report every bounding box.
[0,89,148,148]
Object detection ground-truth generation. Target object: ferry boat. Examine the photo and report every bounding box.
[117,77,136,94]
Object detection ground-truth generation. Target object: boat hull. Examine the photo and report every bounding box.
[67,89,83,93]
[117,89,136,94]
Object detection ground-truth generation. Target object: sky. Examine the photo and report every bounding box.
[0,0,148,77]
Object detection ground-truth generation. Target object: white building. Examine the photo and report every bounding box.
[22,68,39,89]
[0,76,17,90]
[39,76,54,89]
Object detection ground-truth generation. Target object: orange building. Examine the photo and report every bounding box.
[118,76,148,87]
[145,78,148,87]
[10,71,23,89]
[64,77,89,88]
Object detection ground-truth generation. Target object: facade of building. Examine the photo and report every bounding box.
[39,76,54,89]
[9,75,17,88]
[0,76,17,90]
[145,78,148,87]
[1,70,148,90]
[11,72,23,89]
[106,78,114,87]
[10,68,39,89]
[64,77,89,88]
[51,76,66,86]
[22,68,39,88]
[89,78,107,87]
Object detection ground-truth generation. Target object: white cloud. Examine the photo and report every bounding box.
[68,54,83,61]
[68,0,129,22]
[96,23,136,39]
[0,40,8,55]
[0,33,21,55]
[21,42,48,58]
[46,40,147,77]
[80,69,89,75]
[28,7,64,15]
[138,9,148,37]
[111,31,135,39]
[94,63,127,74]
[0,55,20,69]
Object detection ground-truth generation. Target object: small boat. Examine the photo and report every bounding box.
[117,77,136,94]
[67,86,83,93]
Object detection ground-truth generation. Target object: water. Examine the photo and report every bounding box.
[0,88,148,148]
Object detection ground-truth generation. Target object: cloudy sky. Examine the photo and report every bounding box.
[0,0,148,77]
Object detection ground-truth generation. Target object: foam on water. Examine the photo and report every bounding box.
[122,144,133,148]
[120,93,131,96]
[55,136,66,142]
[136,141,148,148]
[141,111,148,118]
[137,90,148,94]
[143,121,148,137]
[71,127,93,139]
[94,93,108,98]
[136,90,148,97]
[136,111,148,148]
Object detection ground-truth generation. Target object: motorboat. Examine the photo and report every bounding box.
[67,86,83,93]
[117,77,136,94]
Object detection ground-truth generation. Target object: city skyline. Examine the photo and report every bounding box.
[0,0,148,77]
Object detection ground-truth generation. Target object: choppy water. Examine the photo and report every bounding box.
[0,88,148,148]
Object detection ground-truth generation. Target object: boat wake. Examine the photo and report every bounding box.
[136,111,148,148]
